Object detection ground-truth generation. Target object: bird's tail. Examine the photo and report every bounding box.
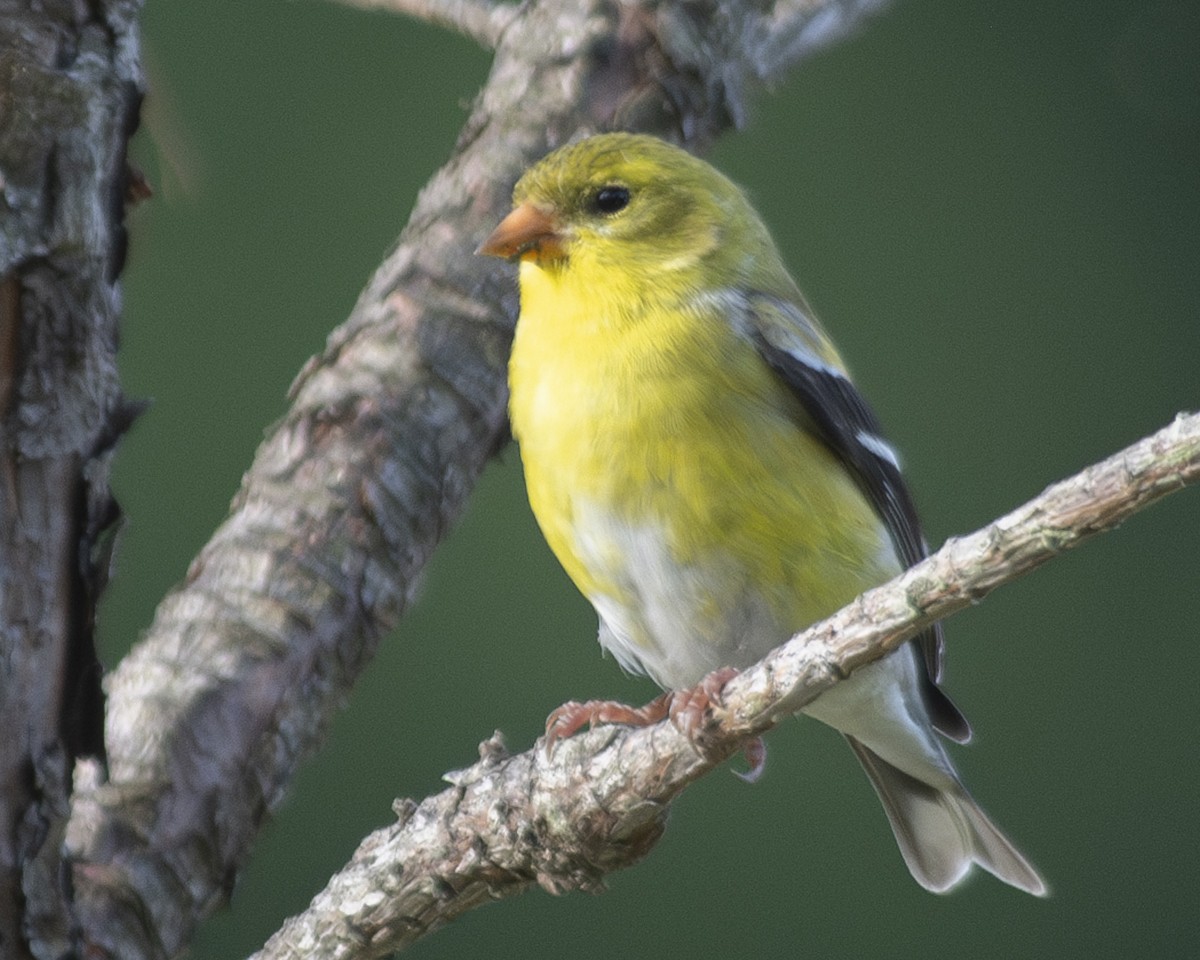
[845,736,1047,896]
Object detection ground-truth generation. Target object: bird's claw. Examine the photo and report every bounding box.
[734,736,767,783]
[543,667,752,769]
[543,693,671,757]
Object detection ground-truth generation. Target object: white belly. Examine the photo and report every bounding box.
[572,500,789,690]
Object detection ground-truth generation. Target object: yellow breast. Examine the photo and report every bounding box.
[508,260,895,684]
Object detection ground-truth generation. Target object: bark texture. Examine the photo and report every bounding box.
[0,2,143,957]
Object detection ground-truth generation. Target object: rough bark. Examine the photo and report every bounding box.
[0,2,143,957]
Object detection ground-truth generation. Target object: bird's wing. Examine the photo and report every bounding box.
[742,290,970,743]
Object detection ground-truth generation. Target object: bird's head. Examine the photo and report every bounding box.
[480,133,769,286]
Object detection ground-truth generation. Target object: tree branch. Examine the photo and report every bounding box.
[251,412,1200,959]
[754,0,889,82]
[326,0,519,49]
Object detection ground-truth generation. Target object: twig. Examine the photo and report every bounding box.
[755,0,890,81]
[250,412,1200,960]
[326,0,519,48]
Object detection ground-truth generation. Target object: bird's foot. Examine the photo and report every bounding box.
[544,692,672,756]
[543,666,751,765]
[666,667,766,779]
[663,666,740,739]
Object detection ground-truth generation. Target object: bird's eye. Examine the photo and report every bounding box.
[591,185,631,215]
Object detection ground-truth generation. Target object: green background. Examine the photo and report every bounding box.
[110,0,1199,957]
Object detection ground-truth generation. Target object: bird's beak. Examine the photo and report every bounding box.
[478,203,566,263]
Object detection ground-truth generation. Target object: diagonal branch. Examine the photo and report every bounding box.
[252,412,1200,960]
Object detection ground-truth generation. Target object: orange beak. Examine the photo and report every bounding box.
[478,203,566,262]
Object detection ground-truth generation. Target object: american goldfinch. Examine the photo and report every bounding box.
[480,132,1044,895]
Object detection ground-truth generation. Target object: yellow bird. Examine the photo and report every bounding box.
[481,132,1044,895]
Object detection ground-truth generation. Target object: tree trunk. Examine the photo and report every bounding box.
[0,2,143,955]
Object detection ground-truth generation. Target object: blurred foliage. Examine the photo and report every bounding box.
[108,0,1198,956]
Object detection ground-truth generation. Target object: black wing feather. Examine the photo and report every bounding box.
[748,308,971,743]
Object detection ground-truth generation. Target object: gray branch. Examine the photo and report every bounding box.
[326,0,519,49]
[251,412,1200,959]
